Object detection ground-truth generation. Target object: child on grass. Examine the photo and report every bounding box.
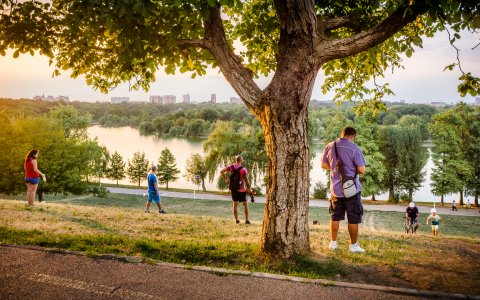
[425,208,445,237]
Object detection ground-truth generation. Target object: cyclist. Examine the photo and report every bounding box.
[405,202,419,234]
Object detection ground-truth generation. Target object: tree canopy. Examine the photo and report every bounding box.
[1,1,478,102]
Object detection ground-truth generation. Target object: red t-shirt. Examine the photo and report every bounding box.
[227,164,248,192]
[25,158,39,178]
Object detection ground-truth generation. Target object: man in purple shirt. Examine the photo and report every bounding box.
[322,127,366,253]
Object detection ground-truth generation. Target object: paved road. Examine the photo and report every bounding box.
[0,246,433,300]
[108,187,479,217]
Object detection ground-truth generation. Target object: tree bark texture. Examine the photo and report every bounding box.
[258,98,311,257]
[459,190,464,206]
[440,195,444,206]
[257,5,318,255]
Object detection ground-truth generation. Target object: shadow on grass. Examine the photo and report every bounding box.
[1,226,346,280]
[285,255,346,278]
[38,208,120,235]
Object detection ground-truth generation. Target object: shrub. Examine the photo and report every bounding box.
[89,185,110,198]
[313,182,328,199]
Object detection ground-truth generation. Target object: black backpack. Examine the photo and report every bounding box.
[229,165,243,191]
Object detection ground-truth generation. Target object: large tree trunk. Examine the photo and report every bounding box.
[258,24,317,256]
[440,194,444,206]
[372,194,376,201]
[475,192,478,207]
[459,190,464,206]
[259,103,311,257]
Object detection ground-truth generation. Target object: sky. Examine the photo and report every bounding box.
[0,30,478,104]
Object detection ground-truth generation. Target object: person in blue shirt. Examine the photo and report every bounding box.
[145,165,165,214]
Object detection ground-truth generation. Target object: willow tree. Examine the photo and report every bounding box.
[1,0,479,257]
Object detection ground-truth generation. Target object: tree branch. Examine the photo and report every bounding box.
[177,39,208,49]
[203,4,261,112]
[317,15,360,35]
[319,0,429,62]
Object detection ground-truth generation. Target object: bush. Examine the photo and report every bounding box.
[313,182,328,199]
[89,185,110,198]
[252,186,263,196]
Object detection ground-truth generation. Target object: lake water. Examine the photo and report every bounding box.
[88,125,466,203]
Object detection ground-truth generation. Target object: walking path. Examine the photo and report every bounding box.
[2,245,475,300]
[108,187,479,217]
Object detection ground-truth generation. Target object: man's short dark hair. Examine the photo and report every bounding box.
[341,127,357,138]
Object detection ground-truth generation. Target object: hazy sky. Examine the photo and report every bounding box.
[0,30,478,104]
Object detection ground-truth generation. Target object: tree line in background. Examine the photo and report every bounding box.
[0,99,478,206]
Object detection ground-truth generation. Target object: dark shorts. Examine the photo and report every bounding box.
[25,177,39,185]
[148,190,160,204]
[231,190,247,202]
[407,217,419,224]
[329,192,363,224]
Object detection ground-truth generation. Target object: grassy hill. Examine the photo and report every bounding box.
[0,193,479,294]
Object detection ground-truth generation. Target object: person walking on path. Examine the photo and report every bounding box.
[405,202,420,234]
[24,149,46,206]
[452,200,457,211]
[426,208,444,237]
[322,127,366,253]
[145,165,165,214]
[220,155,253,224]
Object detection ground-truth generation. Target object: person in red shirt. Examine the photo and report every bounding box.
[24,149,46,206]
[220,155,253,224]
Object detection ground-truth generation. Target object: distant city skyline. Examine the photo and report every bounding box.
[0,30,478,104]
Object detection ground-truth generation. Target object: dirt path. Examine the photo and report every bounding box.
[0,245,457,300]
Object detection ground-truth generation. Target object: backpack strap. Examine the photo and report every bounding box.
[231,165,243,172]
[334,140,357,178]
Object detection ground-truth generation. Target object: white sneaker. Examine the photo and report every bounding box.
[328,241,338,250]
[349,243,365,253]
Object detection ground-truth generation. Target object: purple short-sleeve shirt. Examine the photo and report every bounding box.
[322,138,366,198]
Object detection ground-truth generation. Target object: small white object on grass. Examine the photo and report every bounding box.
[143,192,146,197]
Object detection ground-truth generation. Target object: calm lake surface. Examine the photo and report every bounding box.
[88,125,466,203]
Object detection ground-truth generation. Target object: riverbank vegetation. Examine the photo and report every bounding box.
[0,195,478,294]
[0,98,478,205]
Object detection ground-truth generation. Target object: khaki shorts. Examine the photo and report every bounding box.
[431,225,439,230]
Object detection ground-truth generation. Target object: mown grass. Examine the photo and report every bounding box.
[0,194,479,293]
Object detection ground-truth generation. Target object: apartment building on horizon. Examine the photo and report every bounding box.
[210,94,216,104]
[33,94,69,102]
[149,95,176,105]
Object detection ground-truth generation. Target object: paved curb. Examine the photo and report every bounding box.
[2,244,479,299]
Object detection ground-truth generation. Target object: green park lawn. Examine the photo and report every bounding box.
[0,193,479,294]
